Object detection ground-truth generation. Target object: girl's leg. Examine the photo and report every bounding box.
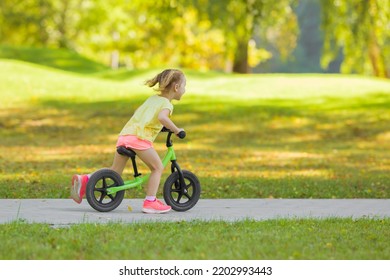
[86,151,129,178]
[110,151,129,175]
[135,147,171,213]
[134,147,164,197]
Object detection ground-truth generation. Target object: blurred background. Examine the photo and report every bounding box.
[0,0,389,77]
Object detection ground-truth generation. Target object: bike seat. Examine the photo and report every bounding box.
[116,146,137,158]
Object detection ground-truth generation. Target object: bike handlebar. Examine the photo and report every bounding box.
[161,127,186,147]
[161,127,186,139]
[177,130,186,139]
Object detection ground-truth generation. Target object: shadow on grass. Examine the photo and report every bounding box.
[1,93,389,198]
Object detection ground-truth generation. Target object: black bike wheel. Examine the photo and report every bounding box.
[163,170,201,211]
[86,168,125,212]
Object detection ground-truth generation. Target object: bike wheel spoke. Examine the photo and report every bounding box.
[176,193,183,203]
[98,193,106,203]
[185,182,193,190]
[102,177,108,188]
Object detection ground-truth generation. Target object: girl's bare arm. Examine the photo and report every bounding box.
[158,109,183,135]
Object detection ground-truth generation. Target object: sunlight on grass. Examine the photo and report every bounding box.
[203,169,331,179]
[1,57,389,199]
[188,74,390,100]
[376,131,390,142]
[268,116,313,129]
[249,151,325,161]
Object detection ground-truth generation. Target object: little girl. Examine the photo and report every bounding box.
[71,69,186,214]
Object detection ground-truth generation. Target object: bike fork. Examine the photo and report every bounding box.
[171,160,185,187]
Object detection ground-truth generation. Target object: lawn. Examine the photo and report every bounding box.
[0,47,389,260]
[0,49,389,200]
[1,219,389,259]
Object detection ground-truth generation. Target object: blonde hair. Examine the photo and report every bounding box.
[145,69,184,92]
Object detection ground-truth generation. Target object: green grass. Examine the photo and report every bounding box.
[0,53,389,199]
[1,46,390,260]
[0,45,109,74]
[1,218,389,259]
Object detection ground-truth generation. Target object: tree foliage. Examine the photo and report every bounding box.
[0,0,388,77]
[193,0,298,72]
[321,0,390,78]
[0,0,299,73]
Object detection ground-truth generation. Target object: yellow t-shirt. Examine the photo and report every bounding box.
[119,95,173,142]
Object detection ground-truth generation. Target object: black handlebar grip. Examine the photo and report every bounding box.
[177,131,186,139]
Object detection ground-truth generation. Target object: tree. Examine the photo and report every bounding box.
[194,0,299,73]
[0,0,54,46]
[0,0,109,49]
[0,0,300,73]
[321,0,390,78]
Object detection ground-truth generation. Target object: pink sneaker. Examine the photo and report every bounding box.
[142,199,172,214]
[71,174,88,204]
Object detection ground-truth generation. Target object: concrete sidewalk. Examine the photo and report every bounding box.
[1,199,389,226]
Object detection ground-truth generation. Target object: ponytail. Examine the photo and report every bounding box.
[145,69,184,92]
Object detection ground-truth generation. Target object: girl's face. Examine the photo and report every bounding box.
[174,77,186,100]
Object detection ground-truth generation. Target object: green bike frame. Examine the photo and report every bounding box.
[106,146,177,195]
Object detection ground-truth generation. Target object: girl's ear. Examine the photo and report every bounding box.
[174,83,179,91]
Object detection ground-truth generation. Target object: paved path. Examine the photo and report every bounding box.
[1,199,389,226]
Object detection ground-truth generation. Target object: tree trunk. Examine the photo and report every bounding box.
[368,31,387,78]
[233,39,249,73]
[38,0,50,45]
[57,0,69,48]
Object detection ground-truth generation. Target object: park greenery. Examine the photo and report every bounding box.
[0,0,389,77]
[1,46,389,262]
[1,219,390,259]
[321,0,390,78]
[1,0,390,260]
[0,46,389,200]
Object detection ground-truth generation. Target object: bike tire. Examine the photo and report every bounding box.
[86,168,125,212]
[163,170,201,211]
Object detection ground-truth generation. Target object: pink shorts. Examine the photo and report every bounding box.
[116,135,153,150]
